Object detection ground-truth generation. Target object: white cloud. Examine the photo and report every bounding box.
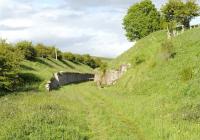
[0,18,33,28]
[0,0,198,58]
[0,0,10,7]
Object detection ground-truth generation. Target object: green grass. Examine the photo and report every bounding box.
[1,28,200,139]
[17,57,92,91]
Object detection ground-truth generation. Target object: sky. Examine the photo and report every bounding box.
[0,0,199,58]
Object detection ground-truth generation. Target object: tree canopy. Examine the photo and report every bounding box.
[0,39,23,91]
[16,41,37,60]
[123,0,161,41]
[161,0,200,28]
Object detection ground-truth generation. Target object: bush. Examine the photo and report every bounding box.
[63,52,76,62]
[0,40,23,91]
[63,53,104,69]
[35,44,62,60]
[35,43,50,58]
[16,41,37,60]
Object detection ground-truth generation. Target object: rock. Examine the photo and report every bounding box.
[94,64,131,86]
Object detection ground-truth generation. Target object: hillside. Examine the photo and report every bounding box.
[16,58,93,92]
[0,28,200,140]
[112,28,200,93]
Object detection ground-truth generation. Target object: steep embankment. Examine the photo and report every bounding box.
[111,28,200,95]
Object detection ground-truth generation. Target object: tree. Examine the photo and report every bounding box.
[63,52,76,62]
[123,0,161,41]
[36,45,63,60]
[35,43,49,58]
[16,41,37,60]
[181,0,199,28]
[49,47,62,60]
[161,0,199,28]
[0,39,23,91]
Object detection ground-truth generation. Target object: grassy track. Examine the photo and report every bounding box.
[0,81,200,139]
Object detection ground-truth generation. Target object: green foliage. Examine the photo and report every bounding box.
[35,43,51,58]
[16,41,37,60]
[123,0,161,41]
[99,62,108,74]
[161,0,200,28]
[35,44,62,60]
[52,48,63,60]
[0,39,23,91]
[63,53,104,69]
[63,52,76,63]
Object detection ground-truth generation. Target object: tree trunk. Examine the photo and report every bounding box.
[55,48,58,60]
[183,18,190,29]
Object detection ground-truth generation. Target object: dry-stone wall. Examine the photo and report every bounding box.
[46,72,94,91]
[94,64,131,86]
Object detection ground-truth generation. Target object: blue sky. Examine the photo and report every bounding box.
[0,0,199,58]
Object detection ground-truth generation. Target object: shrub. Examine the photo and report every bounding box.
[0,39,23,91]
[35,44,62,60]
[63,52,76,62]
[35,43,50,58]
[63,52,103,69]
[16,41,37,60]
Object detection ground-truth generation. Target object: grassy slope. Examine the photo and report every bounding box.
[109,27,200,139]
[0,28,200,140]
[18,58,92,91]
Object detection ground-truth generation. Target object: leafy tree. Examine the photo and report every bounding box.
[161,0,200,28]
[35,43,50,58]
[74,54,84,63]
[49,47,63,60]
[63,52,76,62]
[181,0,199,28]
[63,52,104,69]
[35,44,62,60]
[123,0,161,41]
[16,41,37,60]
[0,39,23,91]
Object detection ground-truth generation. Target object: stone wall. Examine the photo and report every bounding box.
[46,72,94,91]
[94,64,131,86]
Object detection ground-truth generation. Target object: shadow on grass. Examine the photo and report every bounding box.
[0,73,42,97]
[20,64,36,71]
[19,73,42,83]
[17,73,43,92]
[47,58,65,68]
[60,60,75,69]
[35,58,53,68]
